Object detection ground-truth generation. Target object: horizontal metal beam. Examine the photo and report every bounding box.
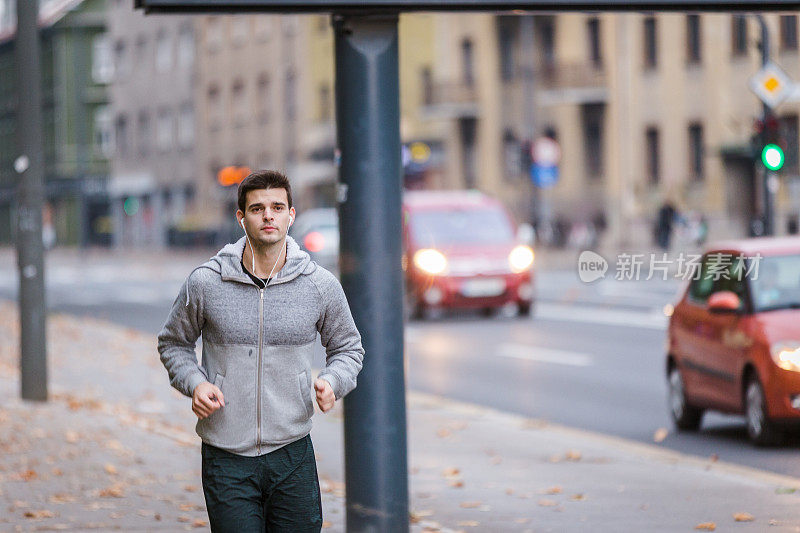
[136,0,800,13]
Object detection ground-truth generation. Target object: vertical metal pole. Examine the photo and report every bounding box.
[15,0,48,401]
[333,13,409,533]
[520,15,539,229]
[756,14,776,236]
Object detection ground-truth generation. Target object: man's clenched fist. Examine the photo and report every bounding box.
[193,381,225,419]
[315,378,335,413]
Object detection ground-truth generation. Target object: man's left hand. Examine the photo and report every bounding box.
[314,378,335,413]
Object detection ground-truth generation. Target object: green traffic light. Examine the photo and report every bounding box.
[762,144,785,171]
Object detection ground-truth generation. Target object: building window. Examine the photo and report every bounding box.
[780,114,799,175]
[177,104,195,149]
[587,17,602,67]
[643,17,657,69]
[319,83,332,122]
[93,106,114,158]
[254,16,273,41]
[178,24,194,68]
[781,15,798,51]
[156,109,174,152]
[686,14,701,64]
[285,70,296,121]
[646,127,660,184]
[688,122,704,181]
[207,83,221,130]
[461,38,474,87]
[155,30,173,73]
[114,39,129,80]
[498,25,515,81]
[232,79,247,126]
[92,33,113,84]
[421,67,433,105]
[206,17,223,52]
[137,111,150,156]
[539,17,555,67]
[115,114,128,158]
[582,104,605,179]
[231,17,249,46]
[732,15,748,57]
[256,73,270,123]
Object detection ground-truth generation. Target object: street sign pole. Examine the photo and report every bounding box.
[755,14,776,236]
[333,14,409,532]
[16,0,48,401]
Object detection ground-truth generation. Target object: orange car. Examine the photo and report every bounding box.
[667,237,800,445]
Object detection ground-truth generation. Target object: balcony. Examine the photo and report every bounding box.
[420,80,480,120]
[536,62,608,107]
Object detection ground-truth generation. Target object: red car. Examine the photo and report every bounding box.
[402,190,534,319]
[667,237,800,445]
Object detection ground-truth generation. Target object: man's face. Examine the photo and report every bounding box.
[237,188,295,247]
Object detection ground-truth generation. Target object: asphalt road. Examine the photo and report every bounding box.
[2,252,799,478]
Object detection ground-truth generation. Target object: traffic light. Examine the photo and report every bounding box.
[755,114,785,171]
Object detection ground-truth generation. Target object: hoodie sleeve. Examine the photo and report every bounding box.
[157,270,208,398]
[315,273,365,399]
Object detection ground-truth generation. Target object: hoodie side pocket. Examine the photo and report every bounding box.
[213,372,224,391]
[299,370,314,419]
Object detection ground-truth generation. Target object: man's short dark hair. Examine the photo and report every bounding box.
[237,170,293,212]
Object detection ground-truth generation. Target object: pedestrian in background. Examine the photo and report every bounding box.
[158,170,364,532]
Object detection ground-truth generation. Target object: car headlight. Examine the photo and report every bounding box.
[771,341,800,372]
[413,249,447,275]
[509,245,534,273]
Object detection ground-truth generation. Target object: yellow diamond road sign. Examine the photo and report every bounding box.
[749,62,794,109]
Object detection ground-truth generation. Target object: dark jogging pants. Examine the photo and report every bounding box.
[201,435,323,533]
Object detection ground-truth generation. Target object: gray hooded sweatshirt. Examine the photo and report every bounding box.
[157,235,364,456]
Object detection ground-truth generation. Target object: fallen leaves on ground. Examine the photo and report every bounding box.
[14,469,37,481]
[183,485,199,492]
[538,499,558,507]
[178,515,191,523]
[192,519,208,528]
[733,512,754,522]
[24,510,55,519]
[565,450,582,461]
[449,480,464,488]
[653,428,668,443]
[569,494,586,502]
[442,467,460,478]
[459,501,482,509]
[542,486,562,495]
[457,520,480,527]
[99,483,125,498]
[436,428,451,438]
[776,487,797,494]
[695,522,716,530]
[49,493,76,504]
[104,463,118,475]
[322,521,333,528]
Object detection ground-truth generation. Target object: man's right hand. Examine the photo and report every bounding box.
[192,381,225,419]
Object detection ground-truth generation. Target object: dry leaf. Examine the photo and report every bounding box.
[51,468,63,476]
[733,513,754,522]
[99,484,125,498]
[442,468,460,478]
[570,494,586,501]
[458,520,480,527]
[538,499,558,507]
[192,519,207,528]
[695,522,716,530]
[436,428,451,438]
[459,501,482,509]
[104,464,117,475]
[18,469,37,481]
[64,431,79,443]
[154,513,162,521]
[505,488,514,495]
[184,485,199,493]
[322,521,333,529]
[565,450,582,461]
[449,480,464,488]
[24,510,55,519]
[178,515,191,523]
[515,518,531,524]
[49,494,76,504]
[543,486,562,495]
[653,428,668,443]
[179,503,195,511]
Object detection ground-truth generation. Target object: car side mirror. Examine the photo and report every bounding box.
[707,291,741,314]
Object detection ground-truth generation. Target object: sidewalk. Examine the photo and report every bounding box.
[1,301,799,532]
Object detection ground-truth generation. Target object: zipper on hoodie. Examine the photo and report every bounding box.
[257,287,264,455]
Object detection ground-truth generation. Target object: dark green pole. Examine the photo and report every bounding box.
[333,13,409,532]
[15,0,48,401]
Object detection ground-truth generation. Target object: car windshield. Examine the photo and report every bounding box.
[409,208,515,247]
[750,254,800,312]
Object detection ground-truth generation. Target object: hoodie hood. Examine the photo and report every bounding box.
[203,235,316,286]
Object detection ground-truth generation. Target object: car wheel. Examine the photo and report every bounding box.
[668,366,703,431]
[517,301,533,317]
[745,377,783,446]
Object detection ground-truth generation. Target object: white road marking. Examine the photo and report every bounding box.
[536,302,667,330]
[497,343,593,367]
